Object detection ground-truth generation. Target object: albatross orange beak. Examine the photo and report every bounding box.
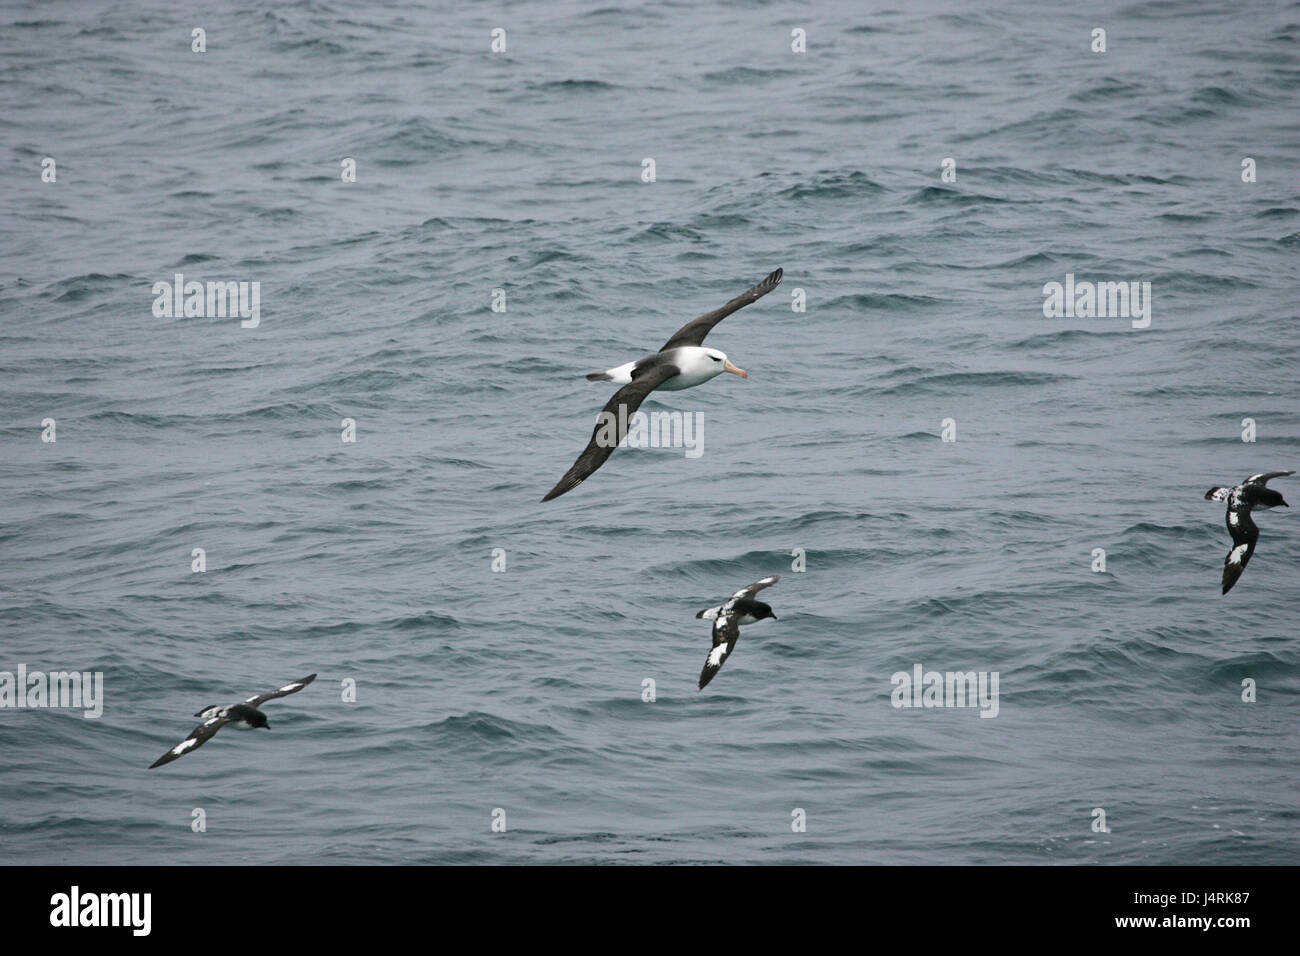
[723,359,747,379]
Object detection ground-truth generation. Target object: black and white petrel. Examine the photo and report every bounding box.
[148,673,316,769]
[1204,471,1292,594]
[696,575,780,690]
[541,268,784,502]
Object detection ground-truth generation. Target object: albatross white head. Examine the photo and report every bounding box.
[711,348,748,379]
[590,346,748,390]
[665,346,747,390]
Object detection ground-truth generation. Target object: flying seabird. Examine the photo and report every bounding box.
[148,673,316,769]
[541,268,784,502]
[696,575,780,690]
[1204,471,1292,594]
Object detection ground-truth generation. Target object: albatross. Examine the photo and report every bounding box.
[541,267,783,502]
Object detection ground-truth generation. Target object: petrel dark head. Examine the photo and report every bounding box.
[753,601,777,622]
[1261,488,1288,509]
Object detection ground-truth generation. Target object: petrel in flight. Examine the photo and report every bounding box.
[149,674,316,768]
[1204,471,1292,594]
[696,575,781,690]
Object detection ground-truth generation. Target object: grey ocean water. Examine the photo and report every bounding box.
[2,0,1298,865]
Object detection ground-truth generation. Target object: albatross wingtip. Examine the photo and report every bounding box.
[540,481,570,502]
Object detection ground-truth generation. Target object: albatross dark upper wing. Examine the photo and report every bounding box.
[148,715,233,769]
[244,673,317,709]
[542,363,681,502]
[659,268,783,351]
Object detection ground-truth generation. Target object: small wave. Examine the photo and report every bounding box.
[776,170,886,201]
[905,186,1014,206]
[531,78,620,92]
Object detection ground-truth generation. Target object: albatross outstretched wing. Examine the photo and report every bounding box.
[659,268,783,351]
[542,363,681,502]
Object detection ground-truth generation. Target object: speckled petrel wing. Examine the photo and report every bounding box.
[1245,470,1294,486]
[149,714,233,769]
[699,608,742,690]
[244,673,317,709]
[731,575,780,601]
[1221,504,1259,595]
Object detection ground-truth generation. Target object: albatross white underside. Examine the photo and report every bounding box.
[595,346,747,390]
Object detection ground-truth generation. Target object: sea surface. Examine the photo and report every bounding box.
[1,0,1298,865]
